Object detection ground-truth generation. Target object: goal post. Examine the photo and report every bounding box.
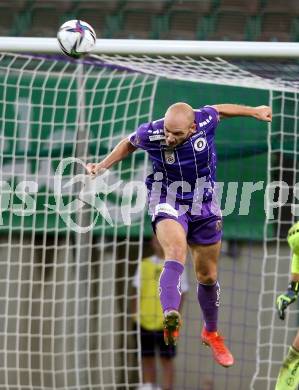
[0,38,298,390]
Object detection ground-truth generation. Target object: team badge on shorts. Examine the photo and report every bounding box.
[215,220,223,231]
[194,137,207,152]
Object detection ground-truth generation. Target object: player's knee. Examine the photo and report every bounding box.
[196,270,217,285]
[164,245,186,262]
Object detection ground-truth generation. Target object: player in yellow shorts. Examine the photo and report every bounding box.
[275,222,299,390]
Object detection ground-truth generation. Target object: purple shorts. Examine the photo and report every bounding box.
[151,200,222,245]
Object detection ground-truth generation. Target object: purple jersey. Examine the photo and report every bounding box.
[128,106,219,202]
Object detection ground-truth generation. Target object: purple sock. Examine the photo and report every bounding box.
[159,260,184,314]
[197,281,220,332]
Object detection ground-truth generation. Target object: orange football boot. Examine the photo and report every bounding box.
[201,327,234,367]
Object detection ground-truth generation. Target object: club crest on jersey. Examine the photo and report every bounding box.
[164,149,175,164]
[194,137,207,152]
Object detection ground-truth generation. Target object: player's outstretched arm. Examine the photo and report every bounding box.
[86,138,137,176]
[276,222,299,320]
[212,104,272,122]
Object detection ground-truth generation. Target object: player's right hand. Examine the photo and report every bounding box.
[276,287,298,320]
[254,105,272,122]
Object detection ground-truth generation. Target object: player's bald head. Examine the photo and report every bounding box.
[164,102,195,129]
[163,102,196,147]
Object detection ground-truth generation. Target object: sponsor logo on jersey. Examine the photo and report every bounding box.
[149,134,166,141]
[194,137,207,152]
[192,131,204,139]
[198,115,213,128]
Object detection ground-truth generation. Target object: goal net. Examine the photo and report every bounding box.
[0,50,297,390]
[252,88,299,390]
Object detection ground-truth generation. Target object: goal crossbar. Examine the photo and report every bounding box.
[1,37,299,58]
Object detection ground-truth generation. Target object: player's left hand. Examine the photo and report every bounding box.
[254,105,272,122]
[276,284,298,320]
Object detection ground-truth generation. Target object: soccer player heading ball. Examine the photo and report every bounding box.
[86,102,272,367]
[275,222,299,390]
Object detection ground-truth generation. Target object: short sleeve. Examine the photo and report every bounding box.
[128,131,140,148]
[202,106,220,127]
[127,122,151,150]
[195,106,220,135]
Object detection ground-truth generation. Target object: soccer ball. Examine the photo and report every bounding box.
[57,20,96,59]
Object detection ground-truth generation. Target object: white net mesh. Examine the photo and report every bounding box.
[0,51,298,390]
[0,52,158,389]
[252,90,299,390]
[92,53,299,92]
